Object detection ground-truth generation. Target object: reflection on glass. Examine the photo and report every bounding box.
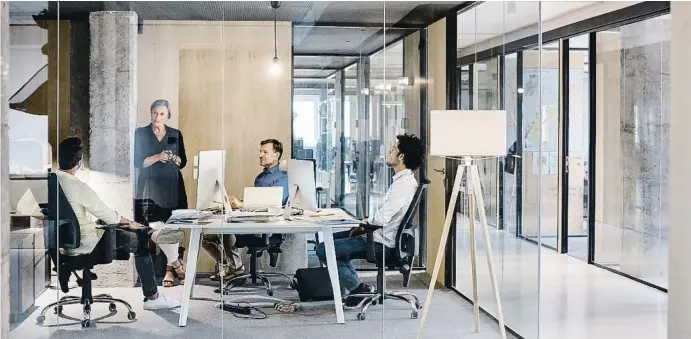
[473,57,501,228]
[369,41,406,214]
[503,53,519,235]
[594,15,670,288]
[7,3,55,336]
[566,34,590,261]
[453,3,541,339]
[520,42,560,248]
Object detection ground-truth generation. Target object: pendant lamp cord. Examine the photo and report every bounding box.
[273,7,277,59]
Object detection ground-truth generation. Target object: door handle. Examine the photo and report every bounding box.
[434,168,446,176]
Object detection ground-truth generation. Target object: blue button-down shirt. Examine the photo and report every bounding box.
[254,165,289,205]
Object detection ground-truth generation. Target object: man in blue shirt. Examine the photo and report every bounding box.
[203,139,289,281]
[231,139,289,208]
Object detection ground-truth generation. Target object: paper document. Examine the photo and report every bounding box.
[228,211,277,218]
[310,218,361,225]
[169,209,213,221]
[304,211,361,225]
[149,221,165,229]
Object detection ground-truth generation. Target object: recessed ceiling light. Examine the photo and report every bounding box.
[345,40,351,43]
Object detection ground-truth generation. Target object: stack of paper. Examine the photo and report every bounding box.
[226,210,279,223]
[169,209,213,222]
[304,213,361,225]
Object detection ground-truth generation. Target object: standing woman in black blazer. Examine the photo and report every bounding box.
[134,99,188,287]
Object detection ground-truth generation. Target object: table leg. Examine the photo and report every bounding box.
[321,228,345,324]
[179,228,201,327]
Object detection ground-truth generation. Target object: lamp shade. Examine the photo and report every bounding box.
[430,110,507,157]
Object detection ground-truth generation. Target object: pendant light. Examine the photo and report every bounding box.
[269,1,281,75]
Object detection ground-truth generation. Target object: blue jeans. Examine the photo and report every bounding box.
[315,232,367,292]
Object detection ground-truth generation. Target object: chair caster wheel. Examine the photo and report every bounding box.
[36,316,45,324]
[357,313,366,321]
[54,305,63,314]
[81,320,91,328]
[372,299,378,306]
[267,290,274,297]
[109,303,117,312]
[411,310,419,319]
[127,311,136,320]
[416,302,423,310]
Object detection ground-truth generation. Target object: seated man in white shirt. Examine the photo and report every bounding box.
[315,134,424,306]
[56,137,180,310]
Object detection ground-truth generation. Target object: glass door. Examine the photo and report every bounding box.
[564,34,590,260]
[472,57,501,228]
[518,42,560,250]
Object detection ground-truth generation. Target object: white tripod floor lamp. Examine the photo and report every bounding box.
[417,110,508,339]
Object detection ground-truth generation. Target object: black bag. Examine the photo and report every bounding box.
[292,267,334,302]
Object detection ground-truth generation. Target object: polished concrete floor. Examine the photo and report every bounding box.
[453,215,667,339]
[9,271,513,339]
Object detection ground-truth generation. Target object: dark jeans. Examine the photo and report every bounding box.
[134,199,178,277]
[115,229,158,298]
[315,231,368,292]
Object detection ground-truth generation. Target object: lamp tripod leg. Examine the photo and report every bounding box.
[467,171,480,333]
[471,165,508,339]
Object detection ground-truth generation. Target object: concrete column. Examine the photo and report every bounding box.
[70,19,91,166]
[669,3,691,338]
[87,11,138,287]
[1,3,10,337]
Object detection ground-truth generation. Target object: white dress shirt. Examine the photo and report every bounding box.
[56,170,121,254]
[370,168,418,247]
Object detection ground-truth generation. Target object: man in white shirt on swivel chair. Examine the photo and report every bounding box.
[56,137,180,310]
[315,134,424,306]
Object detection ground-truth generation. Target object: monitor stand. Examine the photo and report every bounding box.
[283,184,299,220]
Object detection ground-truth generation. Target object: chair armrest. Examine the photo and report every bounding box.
[362,223,383,262]
[361,223,383,231]
[95,223,129,230]
[96,223,151,237]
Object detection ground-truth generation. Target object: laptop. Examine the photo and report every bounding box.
[242,186,283,212]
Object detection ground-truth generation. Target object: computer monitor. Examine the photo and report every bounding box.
[196,150,226,210]
[287,159,318,212]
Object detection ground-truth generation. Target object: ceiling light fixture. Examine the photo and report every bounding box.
[269,1,281,75]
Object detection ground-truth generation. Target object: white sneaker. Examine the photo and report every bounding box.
[143,293,181,310]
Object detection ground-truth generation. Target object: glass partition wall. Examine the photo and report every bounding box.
[447,5,671,339]
[5,2,401,338]
[593,14,671,290]
[451,2,542,339]
[4,1,673,339]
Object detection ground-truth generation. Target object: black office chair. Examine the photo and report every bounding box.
[216,234,291,296]
[37,173,136,328]
[343,179,430,321]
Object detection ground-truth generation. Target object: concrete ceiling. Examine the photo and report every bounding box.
[10,1,466,80]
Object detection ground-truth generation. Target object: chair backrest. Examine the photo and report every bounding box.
[394,179,431,260]
[44,172,81,250]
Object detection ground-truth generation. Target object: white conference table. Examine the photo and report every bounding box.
[162,208,357,327]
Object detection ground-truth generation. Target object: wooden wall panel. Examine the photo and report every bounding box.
[426,19,447,285]
[178,49,224,270]
[139,21,292,272]
[220,23,292,198]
